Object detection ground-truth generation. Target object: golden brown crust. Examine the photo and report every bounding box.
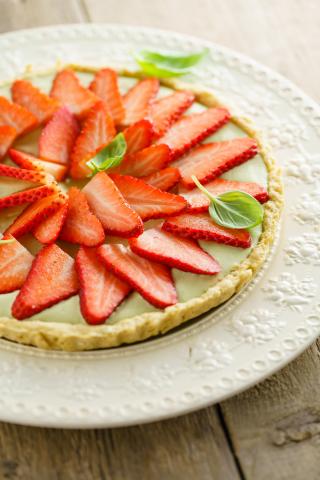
[0,66,283,351]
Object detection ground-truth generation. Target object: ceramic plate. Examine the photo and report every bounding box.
[0,24,319,428]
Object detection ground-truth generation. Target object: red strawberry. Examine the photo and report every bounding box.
[9,149,67,182]
[182,178,269,213]
[129,227,220,275]
[83,172,143,238]
[39,107,79,166]
[0,126,17,158]
[50,69,99,118]
[70,102,116,179]
[156,108,230,160]
[12,243,79,320]
[150,90,195,137]
[175,138,258,189]
[0,184,57,210]
[5,193,66,238]
[123,119,154,155]
[76,247,131,325]
[110,174,187,221]
[162,213,251,248]
[59,187,105,246]
[0,96,37,135]
[0,162,53,184]
[0,235,34,293]
[122,78,159,126]
[33,202,68,244]
[89,68,125,125]
[113,144,171,177]
[98,244,177,308]
[11,80,59,124]
[143,167,181,191]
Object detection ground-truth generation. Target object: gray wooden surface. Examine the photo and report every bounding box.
[0,1,319,479]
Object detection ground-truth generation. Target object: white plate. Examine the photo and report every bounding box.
[0,24,319,428]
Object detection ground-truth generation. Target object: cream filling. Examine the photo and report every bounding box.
[0,72,267,325]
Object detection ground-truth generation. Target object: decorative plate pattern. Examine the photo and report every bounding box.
[0,24,319,427]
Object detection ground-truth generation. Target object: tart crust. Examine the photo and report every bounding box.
[0,66,283,351]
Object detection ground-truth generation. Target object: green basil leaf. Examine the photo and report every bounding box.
[86,133,127,175]
[209,190,264,229]
[0,238,15,245]
[134,48,209,78]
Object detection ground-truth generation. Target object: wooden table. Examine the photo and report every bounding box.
[0,1,319,478]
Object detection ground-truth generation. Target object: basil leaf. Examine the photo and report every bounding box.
[0,238,15,245]
[134,48,209,78]
[86,133,127,175]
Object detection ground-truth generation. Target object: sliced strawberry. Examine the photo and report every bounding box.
[83,172,143,238]
[33,202,68,244]
[0,235,34,293]
[11,80,59,124]
[123,119,154,155]
[156,108,230,160]
[113,144,171,177]
[175,138,258,189]
[12,244,79,320]
[129,227,220,275]
[98,244,177,308]
[39,107,79,166]
[59,187,105,246]
[162,213,251,248]
[50,69,99,118]
[0,163,52,184]
[122,78,159,126]
[150,90,195,137]
[9,148,67,181]
[89,68,125,125]
[5,193,66,238]
[110,174,187,221]
[143,167,181,191]
[70,102,116,179]
[182,178,269,213]
[0,126,17,158]
[0,184,57,210]
[0,96,37,135]
[76,247,131,325]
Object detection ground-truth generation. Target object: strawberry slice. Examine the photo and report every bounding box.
[39,107,79,166]
[162,213,251,248]
[110,174,187,221]
[113,144,171,177]
[76,247,131,325]
[12,243,79,320]
[89,68,125,125]
[156,108,230,160]
[143,167,181,191]
[70,102,116,179]
[122,78,159,126]
[129,227,220,275]
[182,178,269,213]
[0,96,37,136]
[98,244,177,308]
[0,163,52,185]
[175,138,258,189]
[150,90,195,137]
[60,187,105,246]
[83,172,143,238]
[50,69,99,118]
[5,193,66,238]
[0,184,57,210]
[33,202,68,244]
[11,80,59,124]
[123,119,154,155]
[9,149,67,181]
[0,235,34,293]
[0,126,17,158]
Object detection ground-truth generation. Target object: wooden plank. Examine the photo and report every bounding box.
[0,0,88,34]
[222,340,320,480]
[0,409,241,480]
